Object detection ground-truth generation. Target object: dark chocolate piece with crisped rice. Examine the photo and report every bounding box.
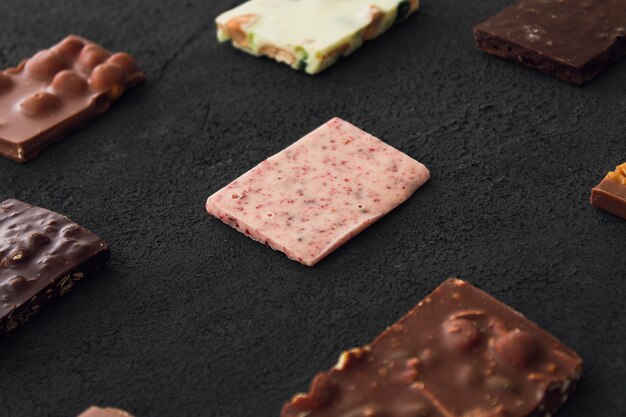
[0,199,110,334]
[282,278,582,417]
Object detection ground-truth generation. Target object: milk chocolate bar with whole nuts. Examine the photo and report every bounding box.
[282,279,583,417]
[0,35,144,162]
[0,199,110,334]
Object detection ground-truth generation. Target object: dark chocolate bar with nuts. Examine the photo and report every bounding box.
[282,278,583,417]
[0,199,110,334]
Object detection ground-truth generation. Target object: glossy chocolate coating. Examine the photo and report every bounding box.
[0,35,144,162]
[282,279,582,417]
[474,0,626,85]
[77,406,134,417]
[591,175,626,220]
[0,199,110,334]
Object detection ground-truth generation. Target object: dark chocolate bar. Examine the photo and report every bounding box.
[0,35,144,162]
[591,163,626,220]
[0,199,110,334]
[282,279,583,417]
[474,0,626,85]
[78,407,134,417]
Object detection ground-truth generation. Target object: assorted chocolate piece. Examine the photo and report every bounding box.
[0,35,144,162]
[0,199,110,334]
[474,0,626,85]
[206,117,430,266]
[591,162,626,220]
[216,0,420,74]
[282,279,583,417]
[77,407,134,417]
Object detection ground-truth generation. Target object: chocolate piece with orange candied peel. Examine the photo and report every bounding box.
[591,162,626,220]
[0,35,144,162]
[282,279,583,417]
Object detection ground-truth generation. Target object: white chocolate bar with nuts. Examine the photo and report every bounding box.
[215,0,419,74]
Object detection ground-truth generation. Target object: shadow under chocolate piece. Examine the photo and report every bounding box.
[0,35,144,162]
[0,199,110,334]
[78,406,134,417]
[591,163,626,220]
[474,0,626,85]
[282,278,583,417]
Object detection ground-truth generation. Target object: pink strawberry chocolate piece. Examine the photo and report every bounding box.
[206,117,430,266]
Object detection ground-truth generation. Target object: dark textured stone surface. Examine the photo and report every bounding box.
[0,1,624,416]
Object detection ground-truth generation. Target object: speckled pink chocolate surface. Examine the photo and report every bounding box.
[205,118,430,266]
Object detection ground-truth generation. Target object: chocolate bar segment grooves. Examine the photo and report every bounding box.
[282,279,582,417]
[0,35,144,162]
[0,199,110,334]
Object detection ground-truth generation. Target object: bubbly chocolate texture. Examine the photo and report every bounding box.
[0,35,144,162]
[77,406,134,417]
[474,0,626,85]
[282,279,582,417]
[0,199,110,334]
[591,162,626,220]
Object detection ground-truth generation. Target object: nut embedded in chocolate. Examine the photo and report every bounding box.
[493,330,540,369]
[19,92,62,118]
[441,316,480,351]
[52,70,89,96]
[24,50,67,80]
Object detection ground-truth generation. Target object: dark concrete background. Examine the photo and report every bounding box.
[0,0,624,416]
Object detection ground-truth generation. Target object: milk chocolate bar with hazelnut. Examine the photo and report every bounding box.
[0,199,110,334]
[282,279,582,417]
[0,35,144,162]
[591,162,626,220]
